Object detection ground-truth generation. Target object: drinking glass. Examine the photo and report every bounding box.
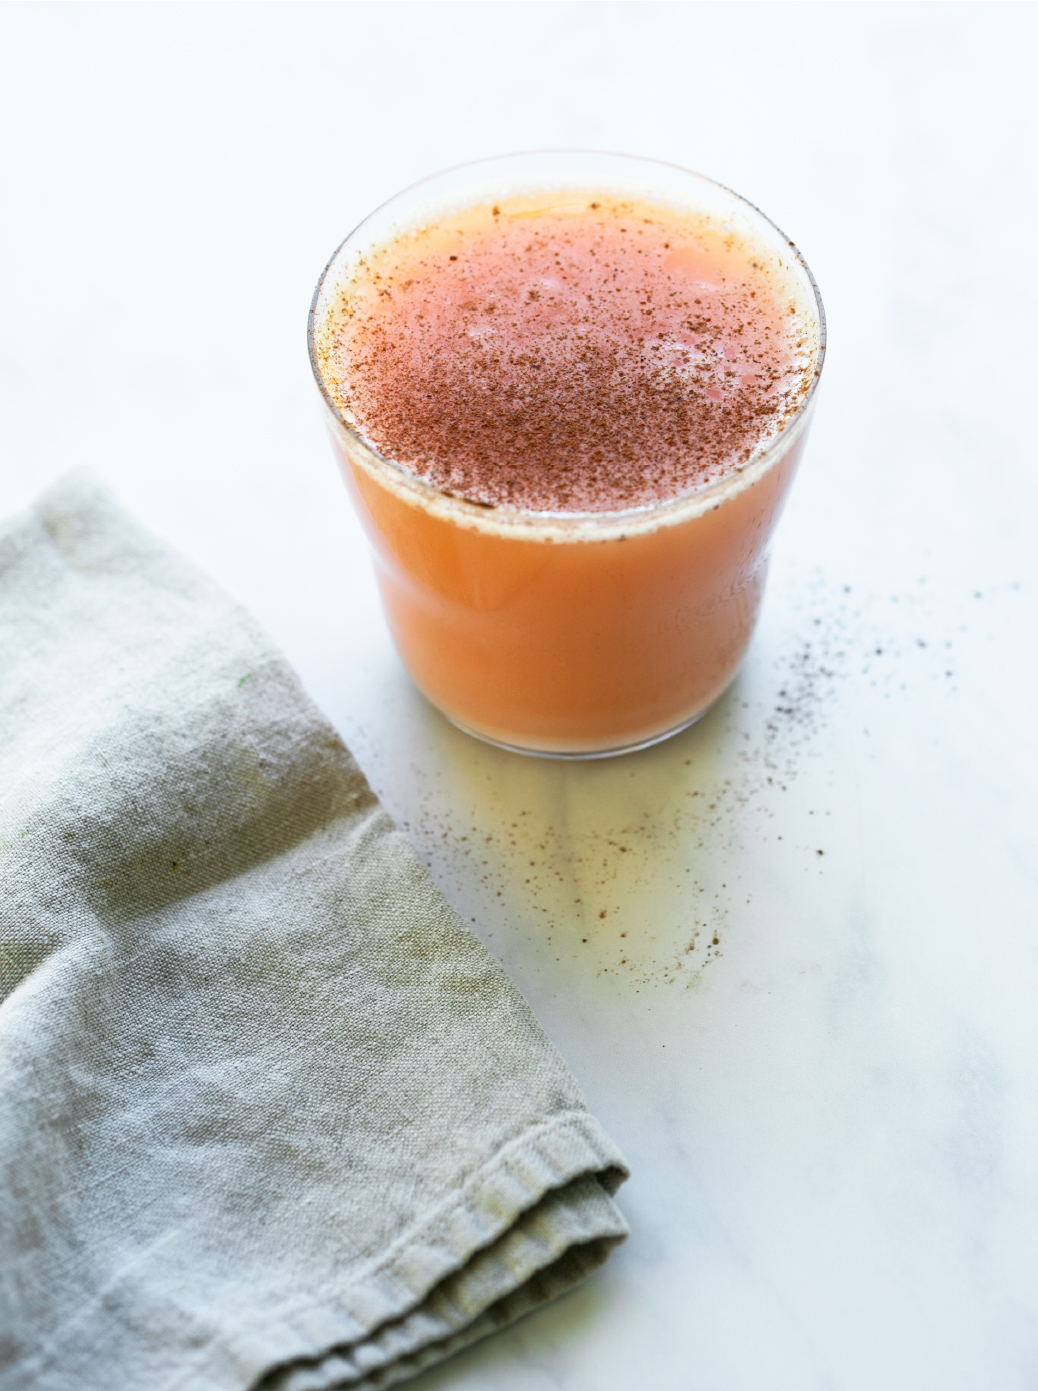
[308,151,825,757]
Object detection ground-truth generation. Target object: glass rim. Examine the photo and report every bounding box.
[307,149,826,532]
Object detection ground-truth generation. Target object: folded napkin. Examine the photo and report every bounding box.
[0,474,628,1391]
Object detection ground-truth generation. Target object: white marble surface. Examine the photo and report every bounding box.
[2,5,1037,1388]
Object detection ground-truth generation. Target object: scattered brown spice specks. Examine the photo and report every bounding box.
[325,194,815,513]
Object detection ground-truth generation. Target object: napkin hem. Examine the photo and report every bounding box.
[259,1177,627,1390]
[180,1108,628,1391]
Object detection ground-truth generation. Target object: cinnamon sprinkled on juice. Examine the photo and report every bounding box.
[321,194,817,514]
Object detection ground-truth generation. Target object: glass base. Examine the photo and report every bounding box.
[443,697,721,761]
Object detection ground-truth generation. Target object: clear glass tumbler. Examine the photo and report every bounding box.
[308,151,825,758]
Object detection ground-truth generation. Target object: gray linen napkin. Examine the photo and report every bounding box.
[0,474,628,1391]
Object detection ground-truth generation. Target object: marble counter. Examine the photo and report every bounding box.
[1,5,1036,1387]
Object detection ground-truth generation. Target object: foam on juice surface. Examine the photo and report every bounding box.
[320,193,817,514]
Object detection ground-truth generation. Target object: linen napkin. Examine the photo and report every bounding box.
[0,474,629,1391]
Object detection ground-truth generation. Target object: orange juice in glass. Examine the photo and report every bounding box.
[309,152,824,756]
